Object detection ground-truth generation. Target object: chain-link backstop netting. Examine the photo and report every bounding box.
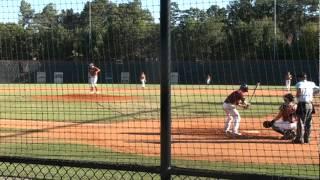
[0,0,319,179]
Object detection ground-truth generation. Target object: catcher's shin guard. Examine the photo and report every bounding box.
[281,130,296,140]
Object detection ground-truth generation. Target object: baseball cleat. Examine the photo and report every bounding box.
[232,132,242,136]
[225,130,232,135]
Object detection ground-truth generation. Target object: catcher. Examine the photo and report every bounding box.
[263,93,297,140]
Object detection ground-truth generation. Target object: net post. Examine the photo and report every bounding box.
[160,0,172,179]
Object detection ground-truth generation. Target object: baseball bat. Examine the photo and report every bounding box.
[248,82,260,103]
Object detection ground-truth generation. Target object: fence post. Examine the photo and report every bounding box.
[160,0,172,179]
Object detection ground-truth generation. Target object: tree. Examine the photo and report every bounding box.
[58,9,80,30]
[19,0,34,28]
[170,2,181,27]
[34,3,58,29]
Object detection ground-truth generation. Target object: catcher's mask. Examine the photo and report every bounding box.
[240,84,248,92]
[283,93,294,102]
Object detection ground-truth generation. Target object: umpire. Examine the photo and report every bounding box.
[293,72,319,144]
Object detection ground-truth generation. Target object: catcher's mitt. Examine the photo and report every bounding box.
[263,120,273,128]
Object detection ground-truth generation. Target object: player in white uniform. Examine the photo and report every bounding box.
[285,72,292,91]
[88,63,101,93]
[206,74,212,85]
[140,72,146,88]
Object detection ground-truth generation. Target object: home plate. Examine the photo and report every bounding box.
[243,130,260,134]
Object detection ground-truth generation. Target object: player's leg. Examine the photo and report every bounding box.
[272,120,296,139]
[285,80,290,91]
[93,76,98,93]
[223,103,233,133]
[223,103,241,135]
[272,120,287,133]
[293,103,309,143]
[303,103,313,143]
[229,108,241,135]
[142,80,145,88]
[89,77,94,93]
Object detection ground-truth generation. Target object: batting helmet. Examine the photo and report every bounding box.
[240,84,248,92]
[263,120,273,128]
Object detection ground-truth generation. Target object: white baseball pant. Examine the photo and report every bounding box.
[223,102,241,134]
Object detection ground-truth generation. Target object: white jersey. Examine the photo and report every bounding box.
[295,80,319,102]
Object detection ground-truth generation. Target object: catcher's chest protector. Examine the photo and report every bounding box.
[280,102,297,120]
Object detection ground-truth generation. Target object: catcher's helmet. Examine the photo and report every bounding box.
[240,84,248,92]
[283,93,294,102]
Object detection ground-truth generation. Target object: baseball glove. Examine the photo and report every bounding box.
[263,120,273,128]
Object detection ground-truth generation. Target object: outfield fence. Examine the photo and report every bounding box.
[0,0,319,179]
[0,60,318,85]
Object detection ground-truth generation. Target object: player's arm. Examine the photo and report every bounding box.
[273,104,287,122]
[95,67,101,74]
[273,111,282,121]
[296,88,301,97]
[239,98,250,109]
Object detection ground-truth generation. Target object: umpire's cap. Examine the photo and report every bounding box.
[240,84,248,92]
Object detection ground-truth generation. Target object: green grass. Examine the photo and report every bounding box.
[173,159,320,178]
[0,143,159,165]
[1,144,317,178]
[0,142,318,179]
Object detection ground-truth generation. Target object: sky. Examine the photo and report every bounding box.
[0,0,231,23]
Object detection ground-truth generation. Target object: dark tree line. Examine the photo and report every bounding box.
[0,0,318,62]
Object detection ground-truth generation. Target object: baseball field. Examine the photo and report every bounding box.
[0,83,319,178]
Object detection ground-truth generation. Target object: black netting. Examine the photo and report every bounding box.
[0,0,319,179]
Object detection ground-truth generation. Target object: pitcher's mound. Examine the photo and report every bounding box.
[33,94,139,102]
